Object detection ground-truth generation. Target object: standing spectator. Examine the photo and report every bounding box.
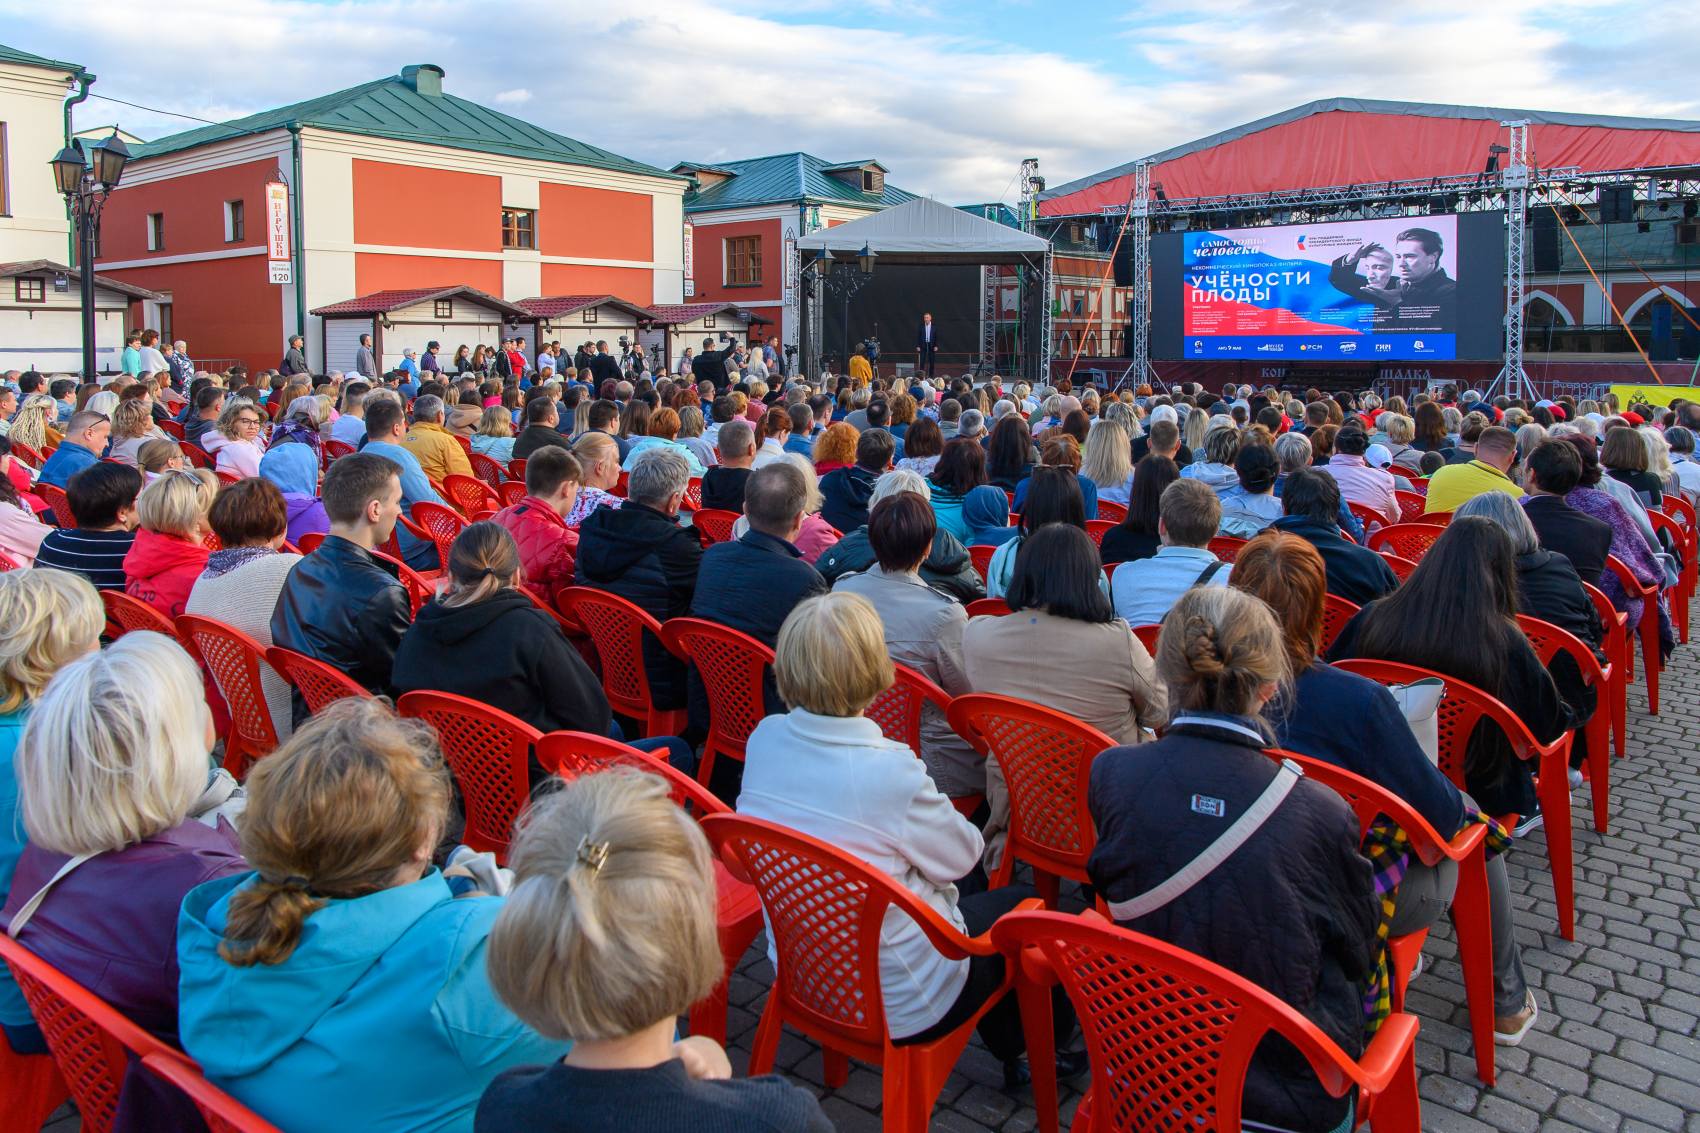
[1110,479,1231,626]
[354,332,377,378]
[137,329,168,374]
[279,334,309,376]
[120,330,143,376]
[33,463,142,590]
[166,341,196,390]
[124,470,216,619]
[421,340,444,377]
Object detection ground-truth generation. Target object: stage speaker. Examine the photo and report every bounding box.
[1531,210,1560,272]
[1598,186,1635,224]
[1112,245,1134,287]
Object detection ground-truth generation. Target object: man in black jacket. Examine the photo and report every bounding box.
[575,446,703,712]
[1268,468,1398,605]
[819,428,895,534]
[692,336,740,392]
[512,395,574,460]
[270,453,412,722]
[1522,439,1613,585]
[588,340,622,386]
[699,420,755,511]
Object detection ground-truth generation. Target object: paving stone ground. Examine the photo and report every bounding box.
[36,640,1700,1132]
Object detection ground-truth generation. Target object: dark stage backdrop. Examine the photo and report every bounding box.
[820,264,980,369]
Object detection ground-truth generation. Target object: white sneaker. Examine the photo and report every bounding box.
[1567,767,1584,791]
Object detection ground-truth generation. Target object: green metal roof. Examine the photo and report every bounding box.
[0,41,85,75]
[675,152,914,214]
[131,65,681,181]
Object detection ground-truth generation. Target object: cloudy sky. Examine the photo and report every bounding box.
[6,0,1690,203]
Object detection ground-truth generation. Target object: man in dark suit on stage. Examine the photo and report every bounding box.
[915,312,940,378]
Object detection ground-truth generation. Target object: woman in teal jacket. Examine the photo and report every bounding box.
[177,697,566,1133]
[926,438,988,545]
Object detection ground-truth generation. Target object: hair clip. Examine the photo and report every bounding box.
[575,835,610,877]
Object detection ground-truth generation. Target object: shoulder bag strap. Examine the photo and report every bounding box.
[1192,559,1228,588]
[7,853,96,938]
[1107,759,1303,923]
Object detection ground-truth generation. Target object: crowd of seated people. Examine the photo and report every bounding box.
[0,360,1692,1133]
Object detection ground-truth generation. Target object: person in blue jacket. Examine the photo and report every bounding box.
[176,697,567,1133]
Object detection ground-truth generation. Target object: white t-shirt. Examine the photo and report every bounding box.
[138,346,168,374]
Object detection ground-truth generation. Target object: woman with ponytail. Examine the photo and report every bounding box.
[176,697,567,1133]
[1086,586,1379,1133]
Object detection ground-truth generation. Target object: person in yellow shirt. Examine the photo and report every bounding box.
[403,394,475,485]
[1423,426,1523,515]
[847,344,874,385]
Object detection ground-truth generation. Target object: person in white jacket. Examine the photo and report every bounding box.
[736,591,1080,1091]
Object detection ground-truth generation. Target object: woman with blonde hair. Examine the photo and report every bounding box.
[203,398,268,479]
[0,570,105,1047]
[739,592,1081,1091]
[2,632,245,1127]
[106,398,159,467]
[1382,412,1420,472]
[137,437,188,481]
[480,769,832,1131]
[392,522,611,754]
[470,405,517,464]
[1088,585,1380,1131]
[124,469,217,618]
[675,404,716,470]
[175,697,566,1132]
[7,394,61,453]
[1082,418,1135,506]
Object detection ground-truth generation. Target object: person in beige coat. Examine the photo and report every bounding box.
[962,523,1166,870]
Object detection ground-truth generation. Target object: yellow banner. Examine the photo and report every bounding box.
[1609,383,1696,410]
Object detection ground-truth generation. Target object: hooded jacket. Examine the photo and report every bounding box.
[391,590,611,744]
[818,464,880,534]
[259,442,331,545]
[124,528,211,619]
[1179,460,1241,498]
[177,871,567,1133]
[574,501,702,708]
[962,485,1019,548]
[817,526,984,604]
[491,498,578,604]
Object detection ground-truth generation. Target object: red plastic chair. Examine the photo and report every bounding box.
[1206,534,1247,563]
[496,480,528,507]
[535,732,762,1048]
[658,618,774,788]
[1582,582,1629,760]
[614,470,630,498]
[1393,490,1429,525]
[692,508,740,545]
[142,1051,281,1132]
[469,451,507,491]
[369,546,438,615]
[865,662,952,755]
[1346,499,1391,533]
[442,473,501,516]
[682,477,703,512]
[214,470,243,487]
[397,691,543,861]
[0,1029,68,1133]
[518,581,580,636]
[1131,623,1161,655]
[1095,499,1128,523]
[966,597,1011,617]
[101,588,180,641]
[323,439,357,464]
[452,433,474,457]
[988,911,1422,1133]
[36,482,74,528]
[1334,657,1577,939]
[157,419,186,441]
[1367,523,1444,560]
[1603,554,1661,714]
[1320,593,1360,652]
[1646,510,1690,644]
[1658,496,1697,643]
[968,543,998,582]
[1406,476,1429,494]
[0,549,18,572]
[701,813,1039,1132]
[1380,552,1419,582]
[556,587,687,738]
[0,933,177,1133]
[181,443,215,470]
[295,531,325,554]
[411,500,468,566]
[506,457,527,482]
[8,440,44,469]
[1516,615,1612,833]
[263,646,371,714]
[1083,519,1114,549]
[1267,749,1496,1084]
[946,694,1116,905]
[176,614,281,779]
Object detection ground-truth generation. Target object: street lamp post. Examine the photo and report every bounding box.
[50,133,131,381]
[817,242,877,377]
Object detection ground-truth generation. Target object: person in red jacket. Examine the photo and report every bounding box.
[124,469,217,619]
[491,446,582,604]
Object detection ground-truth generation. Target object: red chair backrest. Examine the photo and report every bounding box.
[295,531,325,554]
[968,544,997,582]
[443,474,500,516]
[1263,749,1458,866]
[175,614,281,777]
[682,478,703,512]
[506,457,527,482]
[1582,580,1629,662]
[397,690,542,860]
[157,419,186,441]
[966,597,1011,617]
[8,441,44,469]
[36,483,74,528]
[614,471,630,498]
[1207,535,1247,563]
[1131,623,1161,655]
[181,444,215,470]
[1367,523,1443,560]
[693,508,740,545]
[368,546,437,614]
[986,910,1393,1133]
[101,589,179,640]
[452,434,473,457]
[1603,553,1656,601]
[536,731,728,817]
[0,549,19,572]
[497,480,528,507]
[1346,500,1387,531]
[864,662,952,754]
[1394,490,1428,525]
[141,1052,282,1133]
[1096,500,1128,523]
[411,501,468,564]
[323,439,357,463]
[263,646,371,714]
[1515,614,1610,693]
[658,618,775,759]
[700,813,973,1049]
[469,452,507,490]
[1320,593,1360,652]
[1083,519,1114,549]
[1380,552,1419,582]
[945,694,1116,877]
[0,934,175,1133]
[557,587,670,721]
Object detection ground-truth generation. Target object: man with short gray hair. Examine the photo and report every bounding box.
[575,445,703,713]
[403,392,474,483]
[958,408,987,443]
[702,419,756,511]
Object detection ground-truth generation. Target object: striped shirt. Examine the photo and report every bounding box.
[33,528,137,591]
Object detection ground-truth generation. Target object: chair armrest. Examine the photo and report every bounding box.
[949,896,1045,959]
[1435,821,1487,866]
[1353,1013,1420,1094]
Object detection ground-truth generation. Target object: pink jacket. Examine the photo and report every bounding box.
[0,500,49,566]
[1324,454,1400,526]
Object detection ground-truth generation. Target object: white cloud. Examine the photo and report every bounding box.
[1,0,1687,204]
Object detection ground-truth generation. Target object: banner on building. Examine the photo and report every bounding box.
[1609,382,1683,407]
[683,219,694,297]
[265,182,291,262]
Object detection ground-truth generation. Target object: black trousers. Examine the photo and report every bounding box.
[893,884,1074,1063]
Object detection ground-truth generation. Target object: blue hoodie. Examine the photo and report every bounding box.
[258,442,331,545]
[962,485,1019,548]
[177,870,566,1133]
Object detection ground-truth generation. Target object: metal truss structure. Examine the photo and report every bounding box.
[1487,121,1535,402]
